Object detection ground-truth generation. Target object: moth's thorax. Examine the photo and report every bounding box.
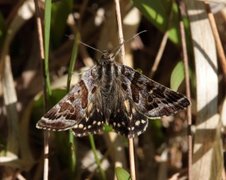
[99,54,118,95]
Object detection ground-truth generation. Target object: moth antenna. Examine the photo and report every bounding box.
[80,41,104,54]
[124,30,148,45]
[112,30,147,58]
[80,30,147,59]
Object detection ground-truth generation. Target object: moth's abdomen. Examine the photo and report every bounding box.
[101,62,116,94]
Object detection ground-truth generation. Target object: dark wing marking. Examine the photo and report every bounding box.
[36,65,102,131]
[72,106,105,137]
[109,98,148,138]
[119,65,190,117]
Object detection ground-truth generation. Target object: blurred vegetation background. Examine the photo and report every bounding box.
[0,0,225,179]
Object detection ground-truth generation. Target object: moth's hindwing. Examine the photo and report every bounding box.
[109,98,148,138]
[72,106,105,137]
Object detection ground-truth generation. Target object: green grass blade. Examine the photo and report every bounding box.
[66,32,80,178]
[89,135,106,180]
[43,1,52,180]
[68,130,76,174]
[44,0,52,97]
[67,33,80,91]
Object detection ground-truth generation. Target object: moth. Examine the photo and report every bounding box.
[36,45,190,138]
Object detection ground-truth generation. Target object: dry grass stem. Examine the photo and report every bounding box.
[34,0,50,179]
[205,2,226,83]
[149,32,168,78]
[114,0,125,64]
[43,132,50,180]
[177,1,192,179]
[128,138,136,180]
[149,4,173,78]
[114,0,136,179]
[34,0,45,60]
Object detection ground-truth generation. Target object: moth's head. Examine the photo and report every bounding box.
[98,50,114,65]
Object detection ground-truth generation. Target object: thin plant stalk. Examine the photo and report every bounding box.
[205,2,226,83]
[66,33,79,91]
[149,2,174,78]
[114,0,125,64]
[89,135,106,180]
[149,32,168,78]
[180,17,192,180]
[66,32,80,176]
[43,1,53,180]
[43,0,52,97]
[176,1,192,179]
[43,132,50,180]
[34,0,52,179]
[128,138,136,180]
[114,0,136,179]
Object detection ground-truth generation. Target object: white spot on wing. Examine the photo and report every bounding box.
[141,119,146,124]
[79,124,84,129]
[135,120,140,126]
[137,131,142,136]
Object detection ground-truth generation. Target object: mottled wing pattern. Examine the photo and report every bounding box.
[72,76,105,136]
[36,83,85,131]
[119,65,190,118]
[72,107,105,137]
[109,98,148,138]
[36,65,105,135]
